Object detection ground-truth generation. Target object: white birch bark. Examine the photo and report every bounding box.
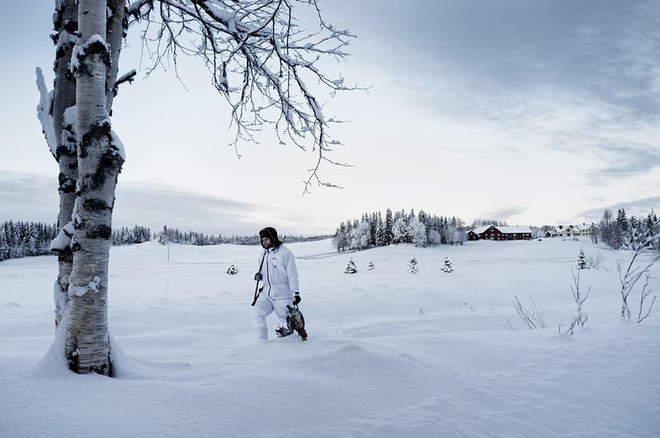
[65,0,124,375]
[52,0,79,328]
[105,0,125,112]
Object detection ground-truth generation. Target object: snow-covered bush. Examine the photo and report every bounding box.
[577,249,588,270]
[408,257,418,274]
[344,259,357,274]
[586,252,604,270]
[440,257,454,273]
[226,264,239,275]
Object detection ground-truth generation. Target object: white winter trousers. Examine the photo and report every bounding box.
[253,295,292,340]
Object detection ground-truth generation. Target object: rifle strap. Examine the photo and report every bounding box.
[251,250,267,306]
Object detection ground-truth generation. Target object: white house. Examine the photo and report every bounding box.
[546,223,598,238]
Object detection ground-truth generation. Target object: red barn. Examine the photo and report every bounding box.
[467,225,532,241]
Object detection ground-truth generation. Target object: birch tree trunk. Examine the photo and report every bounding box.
[51,0,79,328]
[65,0,124,375]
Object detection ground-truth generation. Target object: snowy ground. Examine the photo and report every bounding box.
[1,238,659,437]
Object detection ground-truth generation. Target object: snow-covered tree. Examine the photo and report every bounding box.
[408,257,418,274]
[226,264,239,275]
[375,215,385,247]
[36,0,80,331]
[350,219,372,250]
[410,216,428,247]
[384,209,394,245]
[428,229,442,246]
[367,261,375,271]
[392,217,410,244]
[37,0,354,376]
[440,257,454,273]
[344,259,357,274]
[577,249,588,270]
[0,221,58,262]
[333,222,349,252]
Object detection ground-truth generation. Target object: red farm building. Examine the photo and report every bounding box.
[467,225,533,241]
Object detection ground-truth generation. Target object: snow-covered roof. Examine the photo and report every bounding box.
[495,226,532,234]
[470,225,491,234]
[551,224,598,232]
[470,225,532,234]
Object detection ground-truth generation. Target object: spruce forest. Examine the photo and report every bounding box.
[1,208,656,263]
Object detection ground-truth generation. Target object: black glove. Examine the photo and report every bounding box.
[293,292,301,305]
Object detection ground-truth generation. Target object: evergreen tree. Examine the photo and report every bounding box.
[428,229,442,246]
[375,213,385,247]
[351,219,372,250]
[410,216,428,247]
[0,221,58,262]
[344,259,357,274]
[577,249,588,270]
[408,257,419,274]
[441,257,454,273]
[368,213,378,247]
[226,264,239,275]
[333,222,349,252]
[385,209,394,245]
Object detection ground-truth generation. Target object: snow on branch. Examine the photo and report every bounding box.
[71,34,111,76]
[130,0,359,193]
[116,69,137,87]
[617,219,659,323]
[50,221,75,252]
[35,67,58,158]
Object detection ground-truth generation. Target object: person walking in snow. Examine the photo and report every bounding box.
[252,227,301,341]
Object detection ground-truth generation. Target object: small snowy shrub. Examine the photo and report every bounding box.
[440,257,454,273]
[564,268,590,335]
[367,261,375,271]
[512,295,546,329]
[408,257,418,274]
[577,249,588,270]
[586,252,604,270]
[344,259,357,274]
[617,224,658,323]
[226,264,239,275]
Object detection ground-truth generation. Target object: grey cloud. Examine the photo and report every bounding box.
[0,171,296,235]
[112,184,265,235]
[0,173,59,223]
[577,196,660,221]
[482,206,527,224]
[338,0,660,183]
[588,143,660,181]
[115,184,331,235]
[347,0,660,114]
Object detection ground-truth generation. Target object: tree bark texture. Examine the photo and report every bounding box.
[65,0,124,376]
[105,0,126,113]
[51,0,79,328]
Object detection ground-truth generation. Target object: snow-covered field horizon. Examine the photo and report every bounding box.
[1,238,659,437]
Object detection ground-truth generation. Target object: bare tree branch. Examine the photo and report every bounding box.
[128,0,360,193]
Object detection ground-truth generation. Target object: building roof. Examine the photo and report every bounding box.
[470,225,532,234]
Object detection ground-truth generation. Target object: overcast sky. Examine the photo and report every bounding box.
[1,0,658,235]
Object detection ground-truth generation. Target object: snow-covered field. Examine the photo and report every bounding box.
[1,238,659,437]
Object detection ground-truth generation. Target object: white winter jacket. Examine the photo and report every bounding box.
[257,244,299,300]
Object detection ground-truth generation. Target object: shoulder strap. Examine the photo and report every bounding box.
[251,250,268,306]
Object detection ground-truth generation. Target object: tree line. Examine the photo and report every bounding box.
[155,226,331,246]
[333,209,468,251]
[333,208,660,253]
[0,221,58,261]
[0,221,331,263]
[599,209,659,251]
